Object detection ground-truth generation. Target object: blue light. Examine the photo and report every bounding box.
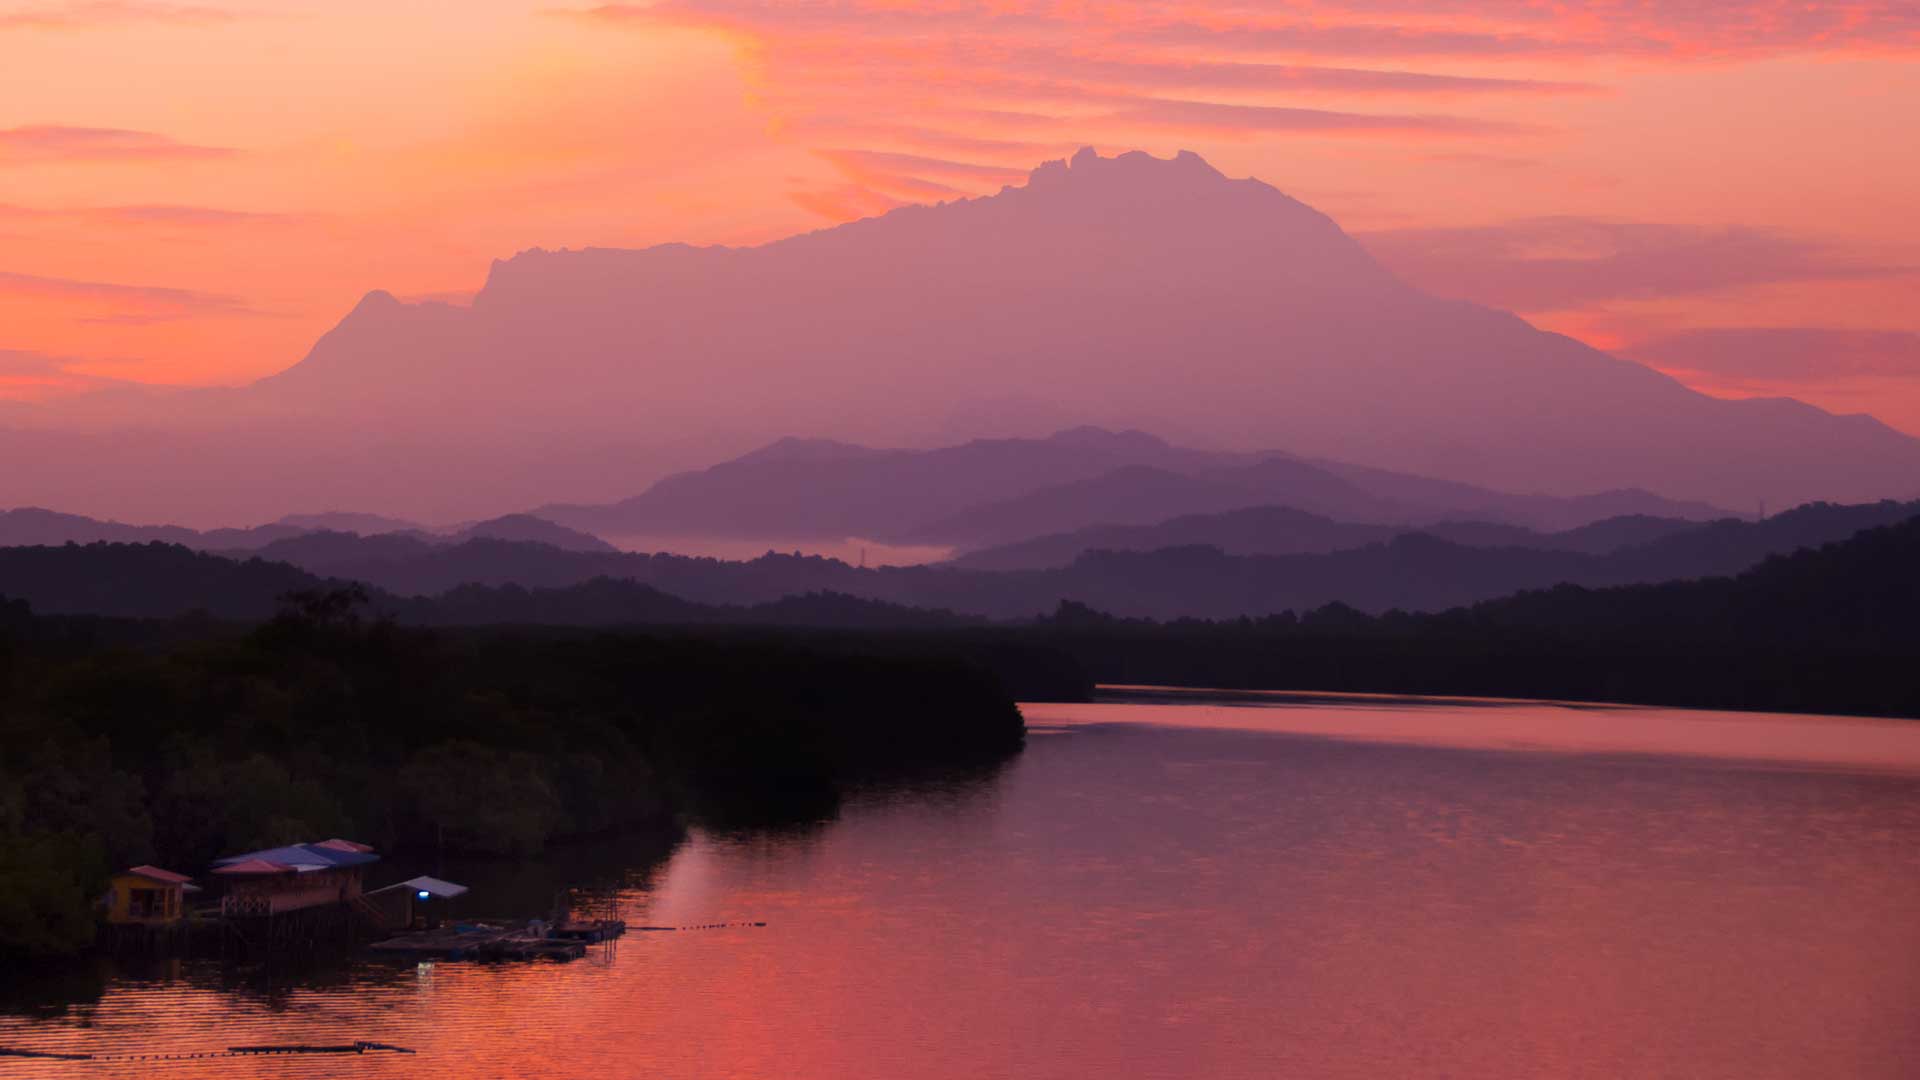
[417,890,430,901]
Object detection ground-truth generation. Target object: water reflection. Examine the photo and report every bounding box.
[5,695,1919,1078]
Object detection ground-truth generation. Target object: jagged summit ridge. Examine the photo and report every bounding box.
[470,148,1340,306]
[1027,146,1228,189]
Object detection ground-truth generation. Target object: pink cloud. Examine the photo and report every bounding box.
[0,125,235,163]
[1626,327,1920,382]
[0,347,141,401]
[0,269,261,319]
[0,202,291,225]
[1357,218,1914,311]
[1099,99,1534,138]
[786,183,906,222]
[92,204,288,225]
[566,1,1920,59]
[1113,20,1590,60]
[1038,54,1593,96]
[0,2,237,30]
[817,149,1027,184]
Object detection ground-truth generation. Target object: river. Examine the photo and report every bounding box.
[6,689,1920,1078]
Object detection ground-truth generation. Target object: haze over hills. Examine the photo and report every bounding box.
[8,498,1907,624]
[0,507,306,551]
[3,149,1917,524]
[0,508,612,554]
[949,506,1702,572]
[538,427,1728,544]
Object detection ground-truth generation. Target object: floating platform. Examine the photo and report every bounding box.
[550,919,627,943]
[368,919,625,962]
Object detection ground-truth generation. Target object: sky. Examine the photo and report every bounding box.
[4,1,1919,433]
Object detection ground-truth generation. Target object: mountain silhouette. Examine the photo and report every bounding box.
[540,427,1726,543]
[8,498,1901,623]
[536,427,1239,540]
[445,513,616,552]
[276,510,425,534]
[0,507,305,550]
[0,508,612,554]
[948,506,1702,571]
[3,148,1915,523]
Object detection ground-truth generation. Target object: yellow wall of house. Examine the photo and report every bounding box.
[106,876,183,924]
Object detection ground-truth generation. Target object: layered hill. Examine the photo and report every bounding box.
[538,426,1726,543]
[4,148,1916,523]
[0,508,612,554]
[6,499,1907,623]
[948,506,1701,571]
[1034,516,1920,718]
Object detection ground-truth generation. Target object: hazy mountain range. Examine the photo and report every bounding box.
[538,426,1728,544]
[4,148,1916,524]
[4,498,1911,623]
[0,508,613,554]
[948,506,1704,572]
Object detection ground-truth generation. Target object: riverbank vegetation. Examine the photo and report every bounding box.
[0,590,1029,958]
[1023,516,1920,719]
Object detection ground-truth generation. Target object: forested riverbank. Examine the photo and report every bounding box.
[0,590,1033,958]
[1017,517,1920,720]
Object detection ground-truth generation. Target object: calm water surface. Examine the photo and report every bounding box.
[7,690,1920,1078]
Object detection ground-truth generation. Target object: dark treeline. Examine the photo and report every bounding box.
[0,591,1033,959]
[0,540,987,627]
[1019,516,1920,719]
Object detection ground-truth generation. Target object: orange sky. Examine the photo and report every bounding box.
[4,1,1919,431]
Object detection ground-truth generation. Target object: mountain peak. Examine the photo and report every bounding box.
[349,289,402,316]
[1029,147,1230,193]
[1044,426,1174,453]
[733,436,886,467]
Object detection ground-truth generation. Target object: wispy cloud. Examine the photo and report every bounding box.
[565,1,1920,60]
[554,0,1600,214]
[786,183,906,222]
[1098,99,1534,138]
[1038,55,1593,97]
[1357,218,1915,312]
[0,1,237,30]
[91,204,286,225]
[0,125,235,164]
[0,201,292,226]
[0,347,74,375]
[1112,20,1593,60]
[0,269,262,321]
[0,347,139,401]
[1626,327,1920,382]
[816,149,1027,184]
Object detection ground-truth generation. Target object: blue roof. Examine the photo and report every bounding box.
[213,841,380,871]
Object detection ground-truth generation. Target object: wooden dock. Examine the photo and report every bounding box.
[550,919,628,943]
[368,919,625,961]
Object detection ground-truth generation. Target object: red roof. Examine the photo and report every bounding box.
[314,838,375,853]
[124,865,193,885]
[212,858,294,876]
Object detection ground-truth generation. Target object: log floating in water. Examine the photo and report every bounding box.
[1,1040,416,1062]
[1,1047,93,1060]
[230,1042,417,1055]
